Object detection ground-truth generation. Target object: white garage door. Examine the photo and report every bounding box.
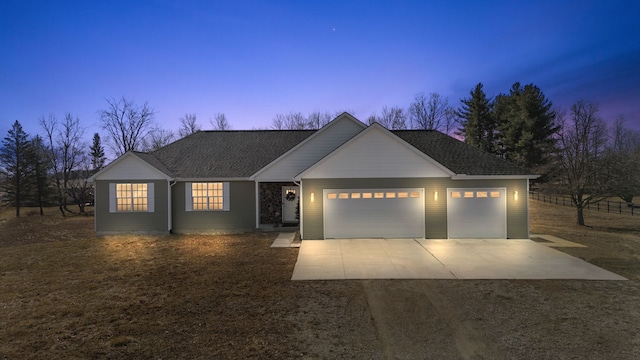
[447,188,507,238]
[323,188,425,239]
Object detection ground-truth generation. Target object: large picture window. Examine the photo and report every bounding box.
[186,182,230,211]
[109,182,154,213]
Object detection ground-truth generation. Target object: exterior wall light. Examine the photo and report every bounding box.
[310,192,315,203]
[434,191,438,201]
[514,191,519,201]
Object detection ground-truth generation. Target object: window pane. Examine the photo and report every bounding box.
[477,191,488,198]
[374,192,384,198]
[451,191,461,199]
[464,191,474,198]
[192,182,224,210]
[397,192,408,198]
[351,193,361,199]
[490,191,501,198]
[410,191,420,198]
[338,192,349,199]
[362,193,372,199]
[115,183,146,212]
[386,192,396,198]
[327,193,337,199]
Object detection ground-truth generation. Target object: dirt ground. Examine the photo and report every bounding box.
[1,202,639,359]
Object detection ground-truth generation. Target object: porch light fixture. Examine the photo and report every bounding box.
[310,192,315,203]
[434,191,438,201]
[514,191,519,201]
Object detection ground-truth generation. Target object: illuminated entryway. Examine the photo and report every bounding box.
[447,188,506,238]
[323,188,425,239]
[282,186,299,223]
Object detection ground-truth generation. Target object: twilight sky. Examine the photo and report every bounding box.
[2,0,640,143]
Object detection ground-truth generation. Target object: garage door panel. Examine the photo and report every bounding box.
[447,188,506,239]
[324,189,424,239]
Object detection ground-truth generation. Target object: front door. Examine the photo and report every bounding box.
[282,186,299,223]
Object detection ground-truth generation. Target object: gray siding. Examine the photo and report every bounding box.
[301,178,529,239]
[95,180,169,234]
[172,181,256,233]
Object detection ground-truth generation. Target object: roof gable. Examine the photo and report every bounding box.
[297,123,453,179]
[88,152,173,181]
[252,113,366,180]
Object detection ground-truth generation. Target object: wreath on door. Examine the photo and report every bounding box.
[285,191,296,201]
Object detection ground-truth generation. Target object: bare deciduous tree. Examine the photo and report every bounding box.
[40,113,86,216]
[443,107,458,136]
[142,127,175,152]
[369,106,407,129]
[409,92,453,132]
[271,111,307,130]
[307,111,332,129]
[554,101,610,225]
[606,116,640,205]
[210,113,231,130]
[67,153,93,214]
[30,135,50,215]
[98,97,155,156]
[178,113,201,137]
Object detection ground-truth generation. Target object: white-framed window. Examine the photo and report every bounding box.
[109,183,155,213]
[326,190,422,200]
[185,182,230,211]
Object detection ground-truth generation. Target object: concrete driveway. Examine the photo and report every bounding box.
[291,238,627,280]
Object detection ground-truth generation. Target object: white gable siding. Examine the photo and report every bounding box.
[302,127,450,179]
[94,155,169,180]
[255,118,364,181]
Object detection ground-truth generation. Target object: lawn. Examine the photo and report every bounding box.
[1,201,639,359]
[530,199,640,280]
[0,208,306,358]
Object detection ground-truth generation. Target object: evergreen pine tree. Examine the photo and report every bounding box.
[90,133,105,172]
[456,83,499,154]
[495,82,558,175]
[0,120,31,217]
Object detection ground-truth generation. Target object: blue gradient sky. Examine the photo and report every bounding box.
[2,0,639,141]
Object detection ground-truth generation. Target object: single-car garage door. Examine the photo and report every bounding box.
[447,188,507,238]
[323,188,425,239]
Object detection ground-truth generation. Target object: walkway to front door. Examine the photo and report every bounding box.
[290,238,626,281]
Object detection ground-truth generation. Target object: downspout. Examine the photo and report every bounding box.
[294,180,302,239]
[255,181,260,229]
[92,180,97,233]
[169,180,176,233]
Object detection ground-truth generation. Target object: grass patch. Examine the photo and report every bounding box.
[1,202,640,358]
[0,208,302,358]
[530,199,640,280]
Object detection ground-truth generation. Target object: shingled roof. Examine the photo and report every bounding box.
[132,126,531,179]
[132,151,174,178]
[392,130,532,176]
[150,130,315,178]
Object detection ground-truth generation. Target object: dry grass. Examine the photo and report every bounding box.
[530,199,640,280]
[0,207,304,358]
[1,202,640,359]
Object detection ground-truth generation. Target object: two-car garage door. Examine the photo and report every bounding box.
[323,188,425,238]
